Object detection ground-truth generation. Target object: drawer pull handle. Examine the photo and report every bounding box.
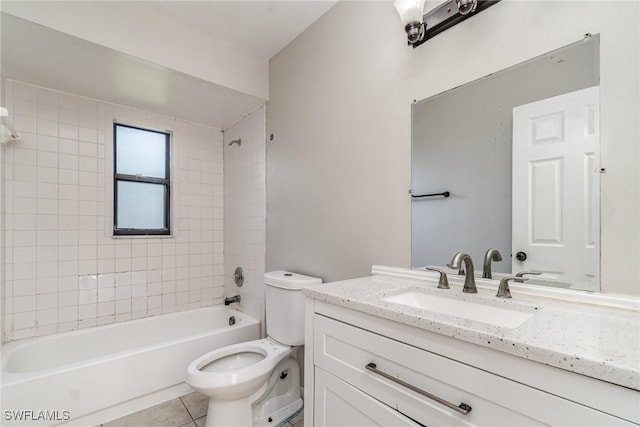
[365,363,472,416]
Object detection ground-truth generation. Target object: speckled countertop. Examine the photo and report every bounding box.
[304,271,640,391]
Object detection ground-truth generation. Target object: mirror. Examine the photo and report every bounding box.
[411,36,600,291]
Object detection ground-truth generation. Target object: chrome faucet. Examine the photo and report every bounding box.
[224,295,241,305]
[496,276,528,298]
[448,252,477,293]
[482,248,503,279]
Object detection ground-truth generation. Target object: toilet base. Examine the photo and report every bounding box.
[253,398,303,427]
[205,381,268,427]
[203,357,302,427]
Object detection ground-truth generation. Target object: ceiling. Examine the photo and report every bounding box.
[144,1,337,60]
[1,14,266,129]
[0,1,337,128]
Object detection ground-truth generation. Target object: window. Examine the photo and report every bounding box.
[113,123,170,235]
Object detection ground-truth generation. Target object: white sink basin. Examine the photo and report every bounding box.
[381,291,534,329]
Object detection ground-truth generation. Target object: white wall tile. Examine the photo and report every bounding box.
[2,81,227,341]
[59,123,78,140]
[37,293,58,310]
[97,287,114,303]
[58,291,78,307]
[78,304,97,320]
[59,154,78,170]
[223,107,266,324]
[58,306,78,323]
[13,295,36,313]
[36,135,58,153]
[59,138,78,155]
[36,88,58,107]
[12,311,37,330]
[37,120,59,137]
[13,148,36,166]
[13,115,37,133]
[13,98,37,116]
[79,288,97,305]
[115,299,131,315]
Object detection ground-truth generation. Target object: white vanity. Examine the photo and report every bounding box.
[303,266,640,426]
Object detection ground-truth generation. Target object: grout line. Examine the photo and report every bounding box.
[178,395,196,421]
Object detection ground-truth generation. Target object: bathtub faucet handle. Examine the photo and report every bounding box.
[224,295,241,305]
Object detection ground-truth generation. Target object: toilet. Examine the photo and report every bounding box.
[186,270,322,427]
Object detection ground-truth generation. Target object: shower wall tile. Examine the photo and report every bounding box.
[2,80,225,342]
[223,107,266,330]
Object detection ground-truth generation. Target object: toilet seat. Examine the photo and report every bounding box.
[186,338,293,393]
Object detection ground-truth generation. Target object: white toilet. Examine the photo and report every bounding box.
[186,270,321,427]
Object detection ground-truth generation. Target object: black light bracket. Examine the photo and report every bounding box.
[412,0,501,47]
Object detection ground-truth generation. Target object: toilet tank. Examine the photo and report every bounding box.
[265,270,322,346]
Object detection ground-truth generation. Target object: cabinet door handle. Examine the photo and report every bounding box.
[365,363,472,416]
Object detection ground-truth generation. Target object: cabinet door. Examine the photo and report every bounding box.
[314,367,419,427]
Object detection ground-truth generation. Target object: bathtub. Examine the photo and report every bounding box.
[1,306,259,426]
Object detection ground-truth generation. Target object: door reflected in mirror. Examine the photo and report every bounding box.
[411,35,600,292]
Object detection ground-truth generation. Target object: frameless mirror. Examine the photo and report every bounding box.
[411,35,600,291]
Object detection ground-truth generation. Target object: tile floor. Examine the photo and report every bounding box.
[101,392,303,427]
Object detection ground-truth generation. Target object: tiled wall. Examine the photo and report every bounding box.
[223,107,266,328]
[1,80,225,341]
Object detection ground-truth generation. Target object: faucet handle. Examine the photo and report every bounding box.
[496,276,527,298]
[514,271,541,282]
[426,267,450,289]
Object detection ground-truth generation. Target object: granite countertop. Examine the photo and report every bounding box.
[304,270,640,391]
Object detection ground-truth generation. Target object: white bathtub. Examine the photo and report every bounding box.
[1,306,260,426]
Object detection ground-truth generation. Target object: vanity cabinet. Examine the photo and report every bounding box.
[305,300,639,427]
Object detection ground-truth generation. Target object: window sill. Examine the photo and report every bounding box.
[111,234,175,240]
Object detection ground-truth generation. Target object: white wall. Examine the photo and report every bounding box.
[1,77,6,342]
[2,1,269,101]
[1,81,225,341]
[267,1,640,295]
[223,108,267,329]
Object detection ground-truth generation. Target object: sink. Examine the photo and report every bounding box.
[381,291,534,329]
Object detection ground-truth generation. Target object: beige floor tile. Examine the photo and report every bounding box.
[180,392,209,420]
[288,409,303,426]
[289,409,304,427]
[194,416,206,427]
[103,399,192,427]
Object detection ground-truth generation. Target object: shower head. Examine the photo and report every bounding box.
[228,139,242,147]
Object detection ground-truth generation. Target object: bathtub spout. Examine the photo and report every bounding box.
[224,295,241,305]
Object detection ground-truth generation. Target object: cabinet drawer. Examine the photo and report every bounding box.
[314,367,419,427]
[314,314,633,427]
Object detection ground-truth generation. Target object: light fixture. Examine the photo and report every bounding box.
[456,0,477,15]
[395,0,500,47]
[394,0,426,45]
